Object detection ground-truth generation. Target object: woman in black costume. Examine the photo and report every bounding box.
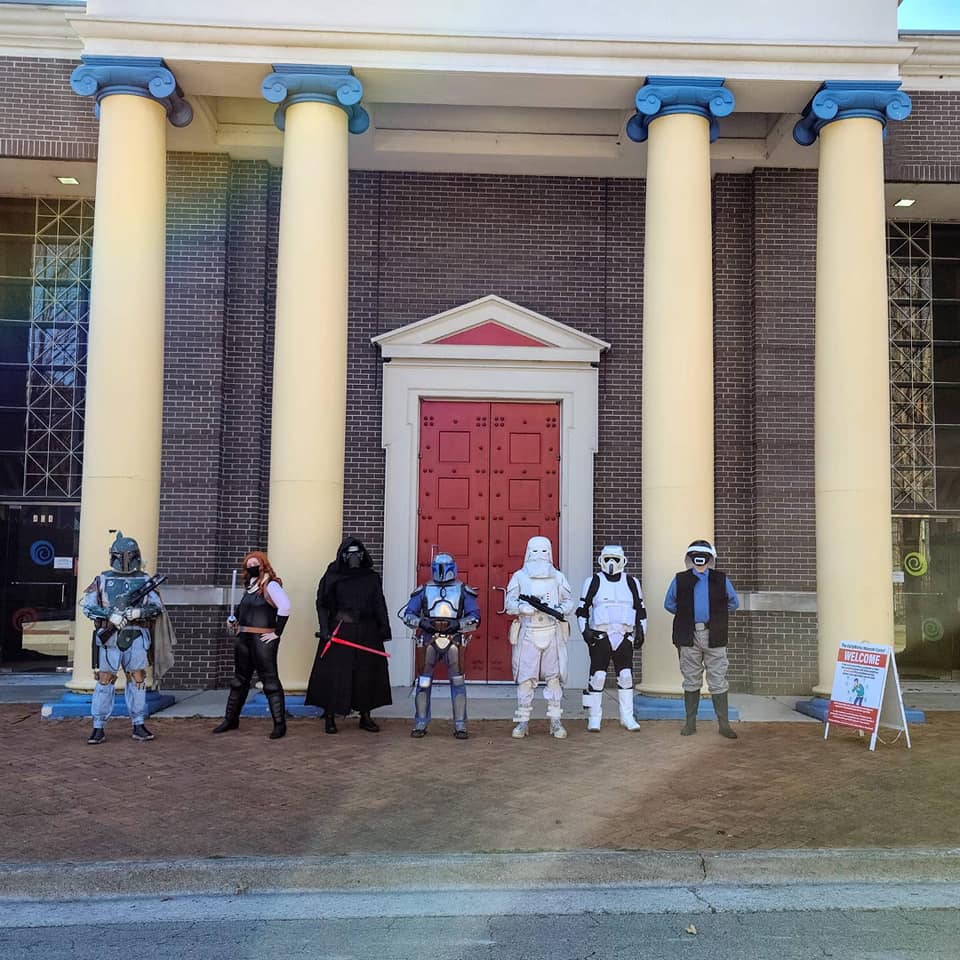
[305,537,392,734]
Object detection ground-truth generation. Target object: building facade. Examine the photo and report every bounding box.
[1,0,959,695]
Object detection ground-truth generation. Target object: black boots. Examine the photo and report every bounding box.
[714,691,738,739]
[681,690,700,736]
[212,686,246,734]
[324,713,338,734]
[358,711,380,733]
[266,689,287,740]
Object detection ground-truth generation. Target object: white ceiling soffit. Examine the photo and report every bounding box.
[885,183,960,222]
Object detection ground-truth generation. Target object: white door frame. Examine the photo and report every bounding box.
[373,295,609,685]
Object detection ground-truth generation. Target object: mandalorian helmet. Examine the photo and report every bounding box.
[109,531,142,574]
[431,552,457,584]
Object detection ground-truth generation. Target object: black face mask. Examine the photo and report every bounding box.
[344,551,363,570]
[247,566,261,581]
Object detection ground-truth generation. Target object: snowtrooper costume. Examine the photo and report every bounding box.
[504,536,575,739]
[577,545,647,732]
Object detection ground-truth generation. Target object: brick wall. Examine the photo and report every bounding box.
[0,57,97,161]
[159,153,230,580]
[752,169,818,593]
[217,159,272,579]
[887,91,960,183]
[161,604,228,688]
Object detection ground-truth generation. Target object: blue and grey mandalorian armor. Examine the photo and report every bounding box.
[401,552,480,739]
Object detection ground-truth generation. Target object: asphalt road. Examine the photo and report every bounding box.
[2,908,958,960]
[3,881,959,960]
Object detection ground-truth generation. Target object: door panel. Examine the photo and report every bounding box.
[418,400,560,681]
[418,402,490,679]
[488,403,561,680]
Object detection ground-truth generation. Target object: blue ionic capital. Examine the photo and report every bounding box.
[261,64,370,134]
[793,81,912,146]
[70,55,193,127]
[626,76,735,144]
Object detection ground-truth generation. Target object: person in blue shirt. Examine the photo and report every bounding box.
[664,539,739,739]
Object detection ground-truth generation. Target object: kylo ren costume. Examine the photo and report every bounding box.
[305,537,392,733]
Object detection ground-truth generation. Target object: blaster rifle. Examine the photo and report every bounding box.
[518,593,566,621]
[95,573,167,646]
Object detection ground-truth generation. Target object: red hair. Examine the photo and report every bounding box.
[241,550,282,590]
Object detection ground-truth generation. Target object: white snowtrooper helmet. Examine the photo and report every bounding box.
[598,545,626,576]
[524,536,554,566]
[684,539,717,570]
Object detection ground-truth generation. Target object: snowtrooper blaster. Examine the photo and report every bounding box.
[519,593,566,621]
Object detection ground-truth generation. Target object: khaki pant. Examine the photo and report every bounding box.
[678,626,729,694]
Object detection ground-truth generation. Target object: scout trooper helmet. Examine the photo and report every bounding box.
[684,539,717,570]
[598,545,626,576]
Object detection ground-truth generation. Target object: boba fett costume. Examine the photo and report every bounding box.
[81,532,174,744]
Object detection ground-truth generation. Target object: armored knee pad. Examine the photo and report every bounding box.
[589,670,606,693]
[617,668,634,691]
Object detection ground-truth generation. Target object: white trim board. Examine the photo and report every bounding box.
[374,295,608,684]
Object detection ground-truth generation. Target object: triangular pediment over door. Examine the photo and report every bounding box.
[372,295,610,364]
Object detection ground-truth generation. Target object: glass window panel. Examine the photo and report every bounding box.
[936,468,960,509]
[0,198,36,236]
[0,279,31,321]
[932,301,960,341]
[934,345,960,383]
[937,426,960,468]
[0,237,32,278]
[932,224,960,259]
[933,260,960,300]
[0,409,25,451]
[0,452,24,496]
[0,366,27,406]
[0,320,29,364]
[936,384,960,424]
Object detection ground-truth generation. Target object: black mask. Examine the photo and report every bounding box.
[344,551,362,570]
[247,566,261,580]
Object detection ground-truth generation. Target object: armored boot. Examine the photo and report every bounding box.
[512,704,531,739]
[681,690,700,736]
[412,675,432,738]
[265,688,286,740]
[584,691,603,732]
[212,685,246,734]
[450,674,468,739]
[713,692,738,739]
[617,688,641,731]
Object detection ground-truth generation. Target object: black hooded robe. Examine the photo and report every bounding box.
[305,537,393,715]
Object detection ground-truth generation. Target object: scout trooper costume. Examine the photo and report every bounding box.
[81,532,167,744]
[504,536,575,739]
[401,552,480,739]
[577,545,647,732]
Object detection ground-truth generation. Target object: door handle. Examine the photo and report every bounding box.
[491,585,507,615]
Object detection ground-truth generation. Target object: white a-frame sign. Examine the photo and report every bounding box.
[824,641,912,751]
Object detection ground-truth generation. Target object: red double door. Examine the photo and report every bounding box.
[417,400,561,681]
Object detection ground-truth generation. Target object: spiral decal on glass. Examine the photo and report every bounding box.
[903,552,928,577]
[921,617,944,643]
[12,607,38,632]
[30,540,55,566]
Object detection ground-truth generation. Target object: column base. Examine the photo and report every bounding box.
[794,696,926,724]
[239,693,325,719]
[41,690,176,720]
[634,694,740,721]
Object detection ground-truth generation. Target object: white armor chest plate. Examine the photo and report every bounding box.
[517,573,562,644]
[590,576,636,630]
